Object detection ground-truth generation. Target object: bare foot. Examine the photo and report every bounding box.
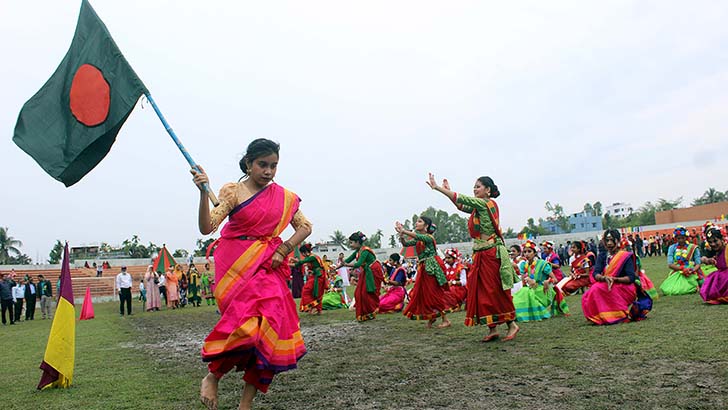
[426,318,436,328]
[437,320,451,329]
[200,373,219,410]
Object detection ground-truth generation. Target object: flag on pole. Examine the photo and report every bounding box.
[14,0,147,187]
[38,243,75,390]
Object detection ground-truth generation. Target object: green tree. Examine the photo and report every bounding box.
[9,253,32,264]
[656,197,682,211]
[388,235,397,248]
[48,240,64,264]
[583,203,594,215]
[520,218,549,237]
[173,249,189,258]
[0,227,23,264]
[503,227,517,239]
[692,188,726,206]
[545,201,572,233]
[413,206,470,243]
[121,235,154,258]
[329,230,348,250]
[194,238,216,257]
[593,201,603,216]
[364,229,383,249]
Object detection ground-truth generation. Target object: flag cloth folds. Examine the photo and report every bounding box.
[79,287,95,320]
[153,244,177,274]
[14,0,147,187]
[38,243,76,390]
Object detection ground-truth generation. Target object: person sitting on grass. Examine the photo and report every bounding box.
[660,226,702,296]
[581,230,652,325]
[379,253,407,313]
[512,240,569,322]
[699,227,728,304]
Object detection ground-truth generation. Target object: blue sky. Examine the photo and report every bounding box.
[2,1,727,261]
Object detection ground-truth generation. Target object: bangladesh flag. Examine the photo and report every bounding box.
[13,0,147,187]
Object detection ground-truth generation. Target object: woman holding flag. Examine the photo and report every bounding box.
[192,138,312,410]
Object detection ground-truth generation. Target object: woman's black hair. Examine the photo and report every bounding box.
[349,231,367,244]
[389,253,401,263]
[299,243,313,254]
[510,244,521,253]
[603,229,621,242]
[477,176,500,198]
[239,138,280,176]
[706,227,724,240]
[420,216,437,234]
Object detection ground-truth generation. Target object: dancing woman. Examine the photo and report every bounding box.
[336,232,384,321]
[397,217,451,328]
[192,138,312,410]
[294,243,327,314]
[581,230,653,325]
[427,173,519,342]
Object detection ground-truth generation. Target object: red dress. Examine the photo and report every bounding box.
[402,234,450,320]
[442,262,467,311]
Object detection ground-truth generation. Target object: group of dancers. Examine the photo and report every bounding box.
[189,138,728,410]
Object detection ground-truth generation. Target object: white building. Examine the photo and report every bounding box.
[605,202,633,219]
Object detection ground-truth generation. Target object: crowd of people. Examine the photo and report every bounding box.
[113,262,216,317]
[0,271,53,325]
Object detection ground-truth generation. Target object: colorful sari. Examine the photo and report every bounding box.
[454,194,516,327]
[513,259,569,322]
[557,252,594,295]
[297,254,327,313]
[442,261,467,312]
[322,276,347,310]
[582,250,652,325]
[345,247,384,321]
[699,246,728,304]
[165,271,179,305]
[379,267,406,313]
[402,234,449,320]
[545,251,564,281]
[660,243,702,295]
[201,183,306,393]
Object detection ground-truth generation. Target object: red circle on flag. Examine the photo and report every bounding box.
[69,64,110,126]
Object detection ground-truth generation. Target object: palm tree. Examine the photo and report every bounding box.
[329,230,348,250]
[0,227,23,264]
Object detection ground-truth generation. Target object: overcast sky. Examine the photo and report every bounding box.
[2,1,728,262]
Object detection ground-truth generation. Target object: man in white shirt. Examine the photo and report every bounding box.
[12,279,25,323]
[157,273,167,307]
[115,266,133,316]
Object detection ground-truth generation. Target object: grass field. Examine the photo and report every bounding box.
[2,256,726,409]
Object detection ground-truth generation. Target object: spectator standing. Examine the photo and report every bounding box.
[115,266,133,316]
[95,262,103,277]
[12,279,25,322]
[24,277,37,320]
[0,273,15,325]
[37,274,53,319]
[158,272,167,307]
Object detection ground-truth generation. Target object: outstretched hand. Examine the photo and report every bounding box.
[426,173,439,190]
[395,221,404,234]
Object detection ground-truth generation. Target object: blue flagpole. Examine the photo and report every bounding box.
[144,93,219,206]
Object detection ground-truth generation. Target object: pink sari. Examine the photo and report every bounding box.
[581,251,649,325]
[201,183,306,393]
[379,267,406,313]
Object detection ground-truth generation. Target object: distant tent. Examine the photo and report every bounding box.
[400,246,416,259]
[153,244,177,274]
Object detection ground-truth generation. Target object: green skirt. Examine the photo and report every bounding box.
[513,285,569,322]
[322,291,347,310]
[660,271,699,295]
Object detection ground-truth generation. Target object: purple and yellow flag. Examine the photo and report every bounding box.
[38,243,75,390]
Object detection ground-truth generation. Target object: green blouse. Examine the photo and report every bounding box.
[296,255,325,297]
[402,233,447,286]
[455,193,516,290]
[345,248,377,293]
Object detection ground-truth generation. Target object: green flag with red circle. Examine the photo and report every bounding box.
[13,0,147,187]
